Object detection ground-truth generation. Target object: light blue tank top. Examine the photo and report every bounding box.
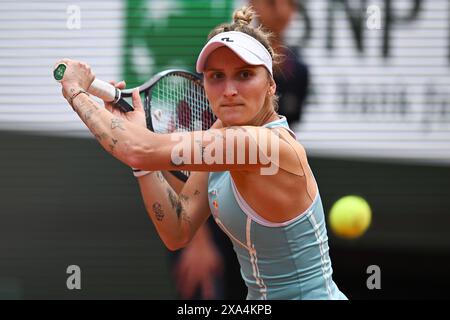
[208,116,347,300]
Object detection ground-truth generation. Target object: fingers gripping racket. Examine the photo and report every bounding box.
[53,63,134,112]
[53,64,216,182]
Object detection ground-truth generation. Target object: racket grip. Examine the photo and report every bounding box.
[53,63,120,103]
[89,78,120,103]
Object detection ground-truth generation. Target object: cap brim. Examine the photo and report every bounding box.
[196,41,265,73]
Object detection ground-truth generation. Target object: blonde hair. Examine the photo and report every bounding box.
[207,6,281,111]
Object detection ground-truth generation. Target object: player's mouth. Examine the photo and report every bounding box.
[220,103,244,108]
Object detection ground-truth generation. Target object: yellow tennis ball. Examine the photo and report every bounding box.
[329,195,372,239]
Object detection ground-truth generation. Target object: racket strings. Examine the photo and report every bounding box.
[143,73,215,179]
[150,74,214,134]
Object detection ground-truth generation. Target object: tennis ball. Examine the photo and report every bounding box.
[329,195,372,239]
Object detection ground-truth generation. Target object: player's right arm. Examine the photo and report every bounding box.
[136,171,211,251]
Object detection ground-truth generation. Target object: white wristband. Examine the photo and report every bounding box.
[132,168,152,178]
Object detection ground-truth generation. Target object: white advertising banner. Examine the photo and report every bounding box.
[0,0,448,165]
[293,0,450,164]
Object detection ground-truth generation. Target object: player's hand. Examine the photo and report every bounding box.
[103,80,146,128]
[173,235,224,299]
[56,59,95,101]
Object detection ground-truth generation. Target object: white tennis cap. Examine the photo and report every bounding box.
[196,31,273,76]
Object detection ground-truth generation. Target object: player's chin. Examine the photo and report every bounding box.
[218,110,248,126]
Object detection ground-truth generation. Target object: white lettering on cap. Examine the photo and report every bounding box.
[196,31,273,76]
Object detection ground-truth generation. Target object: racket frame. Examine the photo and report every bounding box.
[121,69,210,182]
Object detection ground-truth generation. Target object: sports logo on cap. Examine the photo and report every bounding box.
[196,31,273,76]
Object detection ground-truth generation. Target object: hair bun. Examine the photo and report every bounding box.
[233,6,255,26]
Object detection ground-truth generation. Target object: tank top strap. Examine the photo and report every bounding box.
[263,116,296,139]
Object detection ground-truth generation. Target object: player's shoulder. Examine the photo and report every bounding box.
[269,126,308,176]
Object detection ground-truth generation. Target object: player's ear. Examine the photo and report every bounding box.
[268,77,276,96]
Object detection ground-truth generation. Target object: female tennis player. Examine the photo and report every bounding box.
[57,6,346,300]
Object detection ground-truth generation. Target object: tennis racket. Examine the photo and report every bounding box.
[54,64,216,182]
[122,70,216,181]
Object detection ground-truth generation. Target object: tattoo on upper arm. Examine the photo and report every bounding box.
[152,202,164,221]
[181,211,192,228]
[179,194,189,203]
[167,189,178,209]
[167,188,185,218]
[111,118,125,130]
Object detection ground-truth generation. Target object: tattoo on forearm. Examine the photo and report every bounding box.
[111,118,125,130]
[84,109,95,123]
[74,99,123,154]
[194,190,200,196]
[75,96,99,114]
[90,121,98,135]
[152,202,164,221]
[109,137,118,154]
[95,132,109,142]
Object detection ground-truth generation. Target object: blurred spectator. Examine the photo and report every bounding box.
[251,0,310,126]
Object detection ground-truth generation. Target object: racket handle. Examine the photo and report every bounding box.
[89,78,120,103]
[53,63,133,112]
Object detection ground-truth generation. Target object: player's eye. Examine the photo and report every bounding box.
[210,72,224,80]
[239,70,252,79]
